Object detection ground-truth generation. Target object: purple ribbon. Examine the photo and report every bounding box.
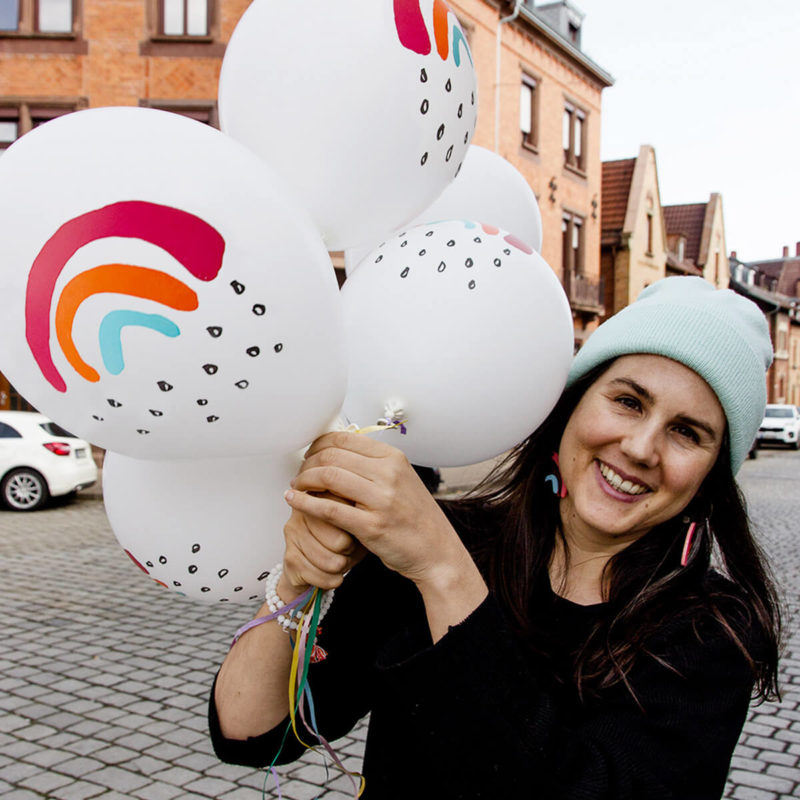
[230,588,314,648]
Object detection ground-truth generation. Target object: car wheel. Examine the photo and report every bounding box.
[1,468,50,511]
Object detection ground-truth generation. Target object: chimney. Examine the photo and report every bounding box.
[730,250,737,260]
[783,246,789,258]
[796,242,800,257]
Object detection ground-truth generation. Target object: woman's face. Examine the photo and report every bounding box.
[557,354,726,548]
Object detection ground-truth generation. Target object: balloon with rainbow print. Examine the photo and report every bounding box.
[218,0,478,250]
[340,219,574,467]
[0,107,346,459]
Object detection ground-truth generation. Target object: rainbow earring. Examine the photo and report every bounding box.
[545,452,567,498]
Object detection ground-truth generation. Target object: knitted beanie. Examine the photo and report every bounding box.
[568,276,772,473]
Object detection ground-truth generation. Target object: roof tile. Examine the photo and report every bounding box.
[601,158,636,235]
[663,203,707,264]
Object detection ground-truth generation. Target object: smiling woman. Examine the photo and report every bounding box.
[210,276,782,799]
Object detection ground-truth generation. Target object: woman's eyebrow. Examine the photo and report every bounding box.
[609,377,718,440]
[609,377,654,403]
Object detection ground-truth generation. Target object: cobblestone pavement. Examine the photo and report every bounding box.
[0,449,798,799]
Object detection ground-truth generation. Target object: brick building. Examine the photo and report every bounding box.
[456,0,612,346]
[730,244,800,405]
[0,0,612,408]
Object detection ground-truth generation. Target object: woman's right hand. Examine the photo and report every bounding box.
[281,501,367,597]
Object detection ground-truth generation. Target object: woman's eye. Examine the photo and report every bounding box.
[673,425,700,443]
[615,395,640,410]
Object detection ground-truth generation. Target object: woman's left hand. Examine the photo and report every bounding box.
[285,432,457,583]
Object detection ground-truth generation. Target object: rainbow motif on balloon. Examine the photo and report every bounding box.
[393,0,472,66]
[462,221,534,254]
[24,201,226,392]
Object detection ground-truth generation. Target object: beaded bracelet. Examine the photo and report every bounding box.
[264,562,334,634]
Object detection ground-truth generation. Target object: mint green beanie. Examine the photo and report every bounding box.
[567,276,772,473]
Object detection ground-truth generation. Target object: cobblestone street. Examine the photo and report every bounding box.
[0,449,798,799]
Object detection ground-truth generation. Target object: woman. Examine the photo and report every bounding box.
[209,277,781,799]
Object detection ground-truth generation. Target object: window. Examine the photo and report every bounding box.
[562,212,584,276]
[0,0,18,30]
[0,102,81,153]
[0,376,35,411]
[520,74,538,150]
[0,0,74,33]
[0,109,18,155]
[160,0,208,36]
[563,102,586,172]
[0,422,22,438]
[37,0,71,32]
[142,0,222,56]
[39,421,76,437]
[139,99,219,128]
[646,211,654,256]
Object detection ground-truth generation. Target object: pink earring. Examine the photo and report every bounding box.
[545,452,567,498]
[680,521,697,567]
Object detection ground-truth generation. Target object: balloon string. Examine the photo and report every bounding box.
[261,590,364,798]
[353,417,407,435]
[230,588,314,648]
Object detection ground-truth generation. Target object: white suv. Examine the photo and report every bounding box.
[757,404,800,450]
[0,411,98,511]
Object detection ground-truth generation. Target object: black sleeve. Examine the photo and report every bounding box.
[364,594,755,800]
[208,554,423,768]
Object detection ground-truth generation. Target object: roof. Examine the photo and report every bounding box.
[665,252,703,276]
[747,258,800,297]
[518,6,614,88]
[600,158,635,235]
[663,203,707,264]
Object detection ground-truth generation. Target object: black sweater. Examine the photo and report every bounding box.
[209,554,756,799]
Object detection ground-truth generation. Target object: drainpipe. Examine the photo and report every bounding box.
[495,0,524,153]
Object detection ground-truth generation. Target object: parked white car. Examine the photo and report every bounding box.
[0,411,97,511]
[756,404,800,449]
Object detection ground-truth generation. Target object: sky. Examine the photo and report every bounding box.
[569,0,798,263]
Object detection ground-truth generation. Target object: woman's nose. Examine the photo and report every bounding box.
[620,423,661,467]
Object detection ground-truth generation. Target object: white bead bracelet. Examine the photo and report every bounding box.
[264,562,334,634]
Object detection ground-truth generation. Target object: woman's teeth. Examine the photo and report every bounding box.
[599,462,649,495]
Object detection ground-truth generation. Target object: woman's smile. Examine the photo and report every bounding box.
[595,460,652,500]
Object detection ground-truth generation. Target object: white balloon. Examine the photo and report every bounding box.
[340,220,574,467]
[103,450,300,603]
[345,145,543,272]
[0,107,346,459]
[218,0,478,251]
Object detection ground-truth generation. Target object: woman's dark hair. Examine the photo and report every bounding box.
[446,361,781,703]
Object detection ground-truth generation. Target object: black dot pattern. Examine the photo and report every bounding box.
[415,27,477,175]
[86,265,291,441]
[372,222,529,299]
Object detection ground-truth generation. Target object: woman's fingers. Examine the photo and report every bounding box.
[282,506,365,592]
[304,430,392,461]
[292,462,382,509]
[284,489,362,536]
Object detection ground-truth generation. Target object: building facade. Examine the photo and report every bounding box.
[0,0,613,409]
[663,194,729,289]
[730,245,800,405]
[599,145,667,319]
[453,0,612,346]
